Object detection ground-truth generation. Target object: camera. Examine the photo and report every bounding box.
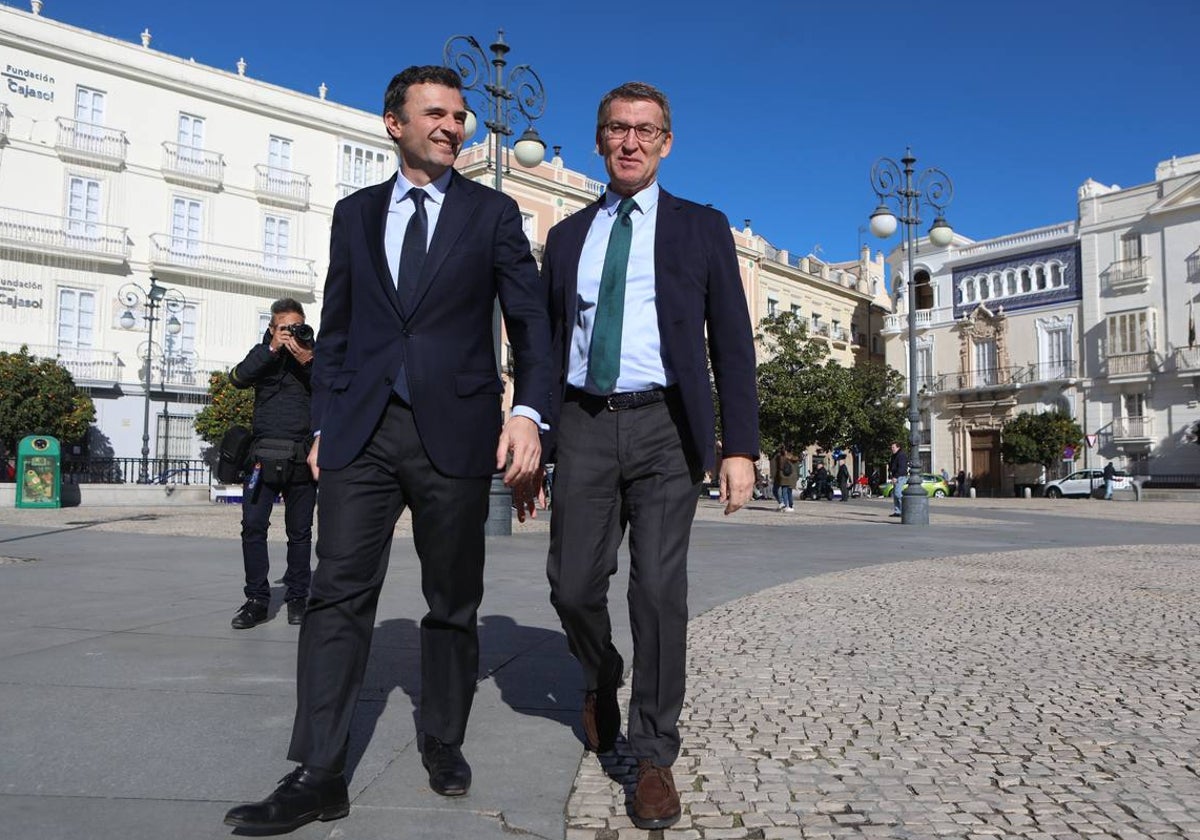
[280,322,315,346]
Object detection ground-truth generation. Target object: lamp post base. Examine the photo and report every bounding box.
[900,486,930,526]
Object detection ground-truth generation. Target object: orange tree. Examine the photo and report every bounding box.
[0,346,95,454]
[192,370,254,445]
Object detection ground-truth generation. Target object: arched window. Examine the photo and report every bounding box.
[979,275,990,300]
[964,278,976,302]
[1035,265,1047,290]
[1005,270,1017,296]
[1048,262,1063,287]
[1021,268,1032,293]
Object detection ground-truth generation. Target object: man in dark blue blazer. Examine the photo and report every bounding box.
[226,65,551,834]
[536,81,759,831]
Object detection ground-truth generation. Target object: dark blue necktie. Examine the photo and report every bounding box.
[397,187,427,309]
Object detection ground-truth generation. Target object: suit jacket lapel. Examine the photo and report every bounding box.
[561,200,602,336]
[653,187,683,325]
[362,174,403,318]
[408,171,479,316]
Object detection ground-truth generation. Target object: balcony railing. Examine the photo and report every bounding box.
[1103,351,1152,377]
[936,366,1022,392]
[254,165,311,209]
[883,307,954,332]
[0,342,121,386]
[162,142,224,189]
[0,206,130,263]
[133,353,226,390]
[1104,256,1151,293]
[149,233,317,292]
[0,105,9,142]
[1111,416,1153,441]
[1172,346,1200,372]
[1187,248,1200,282]
[1020,359,1078,383]
[830,325,849,344]
[54,117,127,168]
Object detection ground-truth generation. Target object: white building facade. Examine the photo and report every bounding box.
[0,3,388,467]
[883,153,1200,495]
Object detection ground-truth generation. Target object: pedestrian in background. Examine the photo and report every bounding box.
[836,458,850,502]
[228,298,316,630]
[888,442,907,517]
[772,446,796,511]
[1103,461,1116,500]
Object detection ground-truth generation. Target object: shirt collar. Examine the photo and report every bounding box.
[392,167,452,207]
[601,181,659,217]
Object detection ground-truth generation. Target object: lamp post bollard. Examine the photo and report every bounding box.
[444,30,548,536]
[869,148,955,526]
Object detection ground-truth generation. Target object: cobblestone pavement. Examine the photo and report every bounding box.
[567,544,1200,840]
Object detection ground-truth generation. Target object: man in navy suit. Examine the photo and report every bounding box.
[536,81,759,830]
[226,65,551,834]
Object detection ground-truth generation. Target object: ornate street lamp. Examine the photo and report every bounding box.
[443,29,548,193]
[869,148,955,525]
[119,277,185,483]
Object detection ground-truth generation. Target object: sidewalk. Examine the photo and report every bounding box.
[0,497,1196,839]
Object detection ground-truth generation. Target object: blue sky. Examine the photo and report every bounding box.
[26,0,1200,264]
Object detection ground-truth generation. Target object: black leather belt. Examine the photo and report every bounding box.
[566,386,674,412]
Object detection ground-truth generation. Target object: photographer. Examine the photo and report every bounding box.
[228,298,316,629]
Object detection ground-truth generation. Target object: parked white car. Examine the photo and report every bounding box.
[1043,468,1131,498]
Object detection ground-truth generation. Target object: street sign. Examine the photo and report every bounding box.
[1086,434,1098,448]
[1062,445,1075,460]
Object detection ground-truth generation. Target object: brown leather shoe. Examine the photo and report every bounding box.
[631,759,681,830]
[582,682,620,752]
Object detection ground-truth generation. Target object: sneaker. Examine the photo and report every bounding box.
[786,506,794,512]
[231,599,268,629]
[286,598,306,626]
[777,503,785,511]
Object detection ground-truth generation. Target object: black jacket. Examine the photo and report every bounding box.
[888,448,908,480]
[230,331,312,441]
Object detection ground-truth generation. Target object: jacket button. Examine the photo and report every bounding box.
[384,377,392,386]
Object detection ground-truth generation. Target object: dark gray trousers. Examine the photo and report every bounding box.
[288,398,489,772]
[547,391,702,766]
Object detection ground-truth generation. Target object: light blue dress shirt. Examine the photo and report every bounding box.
[384,170,542,429]
[568,182,672,394]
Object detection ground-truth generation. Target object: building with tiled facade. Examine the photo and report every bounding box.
[881,154,1200,495]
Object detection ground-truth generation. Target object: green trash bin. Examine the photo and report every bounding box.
[15,435,61,508]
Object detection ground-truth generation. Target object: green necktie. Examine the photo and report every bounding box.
[588,197,637,394]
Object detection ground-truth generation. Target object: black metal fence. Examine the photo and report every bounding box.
[1130,473,1200,489]
[61,458,211,486]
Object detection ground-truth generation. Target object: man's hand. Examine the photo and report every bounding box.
[306,435,320,482]
[278,333,314,366]
[512,467,546,523]
[719,454,755,515]
[496,415,541,486]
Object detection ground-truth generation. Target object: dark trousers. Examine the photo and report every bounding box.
[288,398,490,773]
[240,477,316,603]
[547,391,702,767]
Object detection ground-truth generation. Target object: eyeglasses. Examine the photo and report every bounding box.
[601,122,666,143]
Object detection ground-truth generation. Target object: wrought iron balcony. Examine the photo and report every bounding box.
[162,142,224,190]
[0,206,130,264]
[54,117,127,168]
[254,165,311,209]
[1111,415,1153,442]
[1020,359,1078,383]
[0,342,121,386]
[936,366,1022,392]
[1104,256,1151,293]
[1172,346,1200,373]
[149,233,317,293]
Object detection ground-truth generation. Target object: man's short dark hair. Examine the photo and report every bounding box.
[596,81,672,135]
[271,298,305,318]
[383,65,464,122]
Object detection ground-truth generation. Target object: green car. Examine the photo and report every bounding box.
[881,473,950,498]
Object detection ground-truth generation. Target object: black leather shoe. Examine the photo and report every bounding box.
[231,599,268,629]
[286,598,306,626]
[223,765,349,833]
[422,735,471,796]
